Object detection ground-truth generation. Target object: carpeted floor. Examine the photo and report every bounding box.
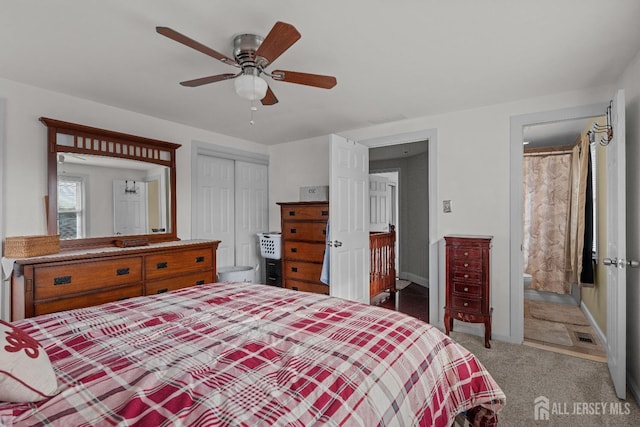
[451,331,639,426]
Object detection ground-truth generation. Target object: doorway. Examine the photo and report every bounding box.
[360,129,438,326]
[520,117,607,361]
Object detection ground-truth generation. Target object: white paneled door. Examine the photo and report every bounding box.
[604,89,627,399]
[330,135,370,303]
[195,156,235,267]
[194,155,267,270]
[369,174,390,232]
[234,160,268,270]
[113,180,148,235]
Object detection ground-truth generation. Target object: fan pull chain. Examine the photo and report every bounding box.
[249,102,258,125]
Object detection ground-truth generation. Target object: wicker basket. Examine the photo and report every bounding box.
[4,235,60,258]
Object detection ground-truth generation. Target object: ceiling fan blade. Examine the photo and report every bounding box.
[180,73,237,87]
[261,86,279,106]
[271,70,337,89]
[156,26,239,67]
[255,22,301,66]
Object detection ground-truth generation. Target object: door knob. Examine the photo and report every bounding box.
[603,257,637,268]
[329,240,343,247]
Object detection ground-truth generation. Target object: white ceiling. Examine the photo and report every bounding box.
[1,1,640,146]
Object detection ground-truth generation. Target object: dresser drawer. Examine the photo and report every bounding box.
[451,270,482,284]
[451,247,482,260]
[281,205,329,220]
[34,257,143,300]
[284,261,323,282]
[453,282,482,296]
[285,279,330,295]
[283,241,326,262]
[282,222,327,241]
[146,270,214,295]
[145,248,213,279]
[451,295,482,312]
[451,258,483,271]
[34,284,142,316]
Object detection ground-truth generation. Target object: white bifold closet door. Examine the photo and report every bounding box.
[194,155,268,272]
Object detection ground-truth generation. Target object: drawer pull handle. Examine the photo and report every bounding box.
[156,262,168,269]
[289,211,296,216]
[323,229,327,235]
[195,256,205,263]
[116,297,130,301]
[195,280,205,286]
[464,252,469,256]
[268,276,277,281]
[464,263,469,267]
[292,286,299,291]
[54,276,72,285]
[156,288,168,294]
[290,228,297,234]
[116,268,130,276]
[464,274,469,278]
[464,302,469,307]
[291,267,298,272]
[321,210,329,216]
[464,287,469,292]
[291,247,298,253]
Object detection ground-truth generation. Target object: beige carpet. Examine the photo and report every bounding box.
[524,317,573,347]
[529,300,590,326]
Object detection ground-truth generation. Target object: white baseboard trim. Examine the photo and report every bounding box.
[580,301,607,350]
[400,272,428,287]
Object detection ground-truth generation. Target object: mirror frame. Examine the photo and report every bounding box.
[41,117,181,251]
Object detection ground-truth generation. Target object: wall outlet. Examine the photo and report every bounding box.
[443,200,452,213]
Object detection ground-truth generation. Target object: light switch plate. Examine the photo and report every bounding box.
[443,200,452,213]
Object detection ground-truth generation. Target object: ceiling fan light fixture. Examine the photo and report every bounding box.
[234,73,268,101]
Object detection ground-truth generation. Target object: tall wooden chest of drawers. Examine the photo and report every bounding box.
[10,240,219,320]
[278,201,329,295]
[444,235,493,348]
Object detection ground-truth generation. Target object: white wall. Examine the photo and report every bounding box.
[617,49,640,403]
[267,135,330,230]
[0,77,267,240]
[269,85,614,341]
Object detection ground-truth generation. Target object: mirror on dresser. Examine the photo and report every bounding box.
[41,117,181,250]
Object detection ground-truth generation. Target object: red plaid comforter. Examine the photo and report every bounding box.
[1,283,505,426]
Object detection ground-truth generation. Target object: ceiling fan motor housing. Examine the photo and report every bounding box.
[233,34,265,69]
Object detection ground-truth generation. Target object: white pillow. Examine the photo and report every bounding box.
[0,319,58,402]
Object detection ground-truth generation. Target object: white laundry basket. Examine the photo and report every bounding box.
[258,232,282,259]
[217,266,255,283]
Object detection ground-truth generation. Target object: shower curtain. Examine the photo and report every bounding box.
[523,135,589,294]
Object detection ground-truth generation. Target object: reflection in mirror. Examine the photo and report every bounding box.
[57,154,170,239]
[41,117,180,251]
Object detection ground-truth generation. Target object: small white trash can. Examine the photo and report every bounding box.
[217,266,255,283]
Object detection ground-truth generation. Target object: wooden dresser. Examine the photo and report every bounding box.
[278,202,329,295]
[443,235,493,348]
[10,240,219,320]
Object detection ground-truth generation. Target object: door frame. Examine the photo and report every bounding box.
[358,128,440,326]
[509,102,609,344]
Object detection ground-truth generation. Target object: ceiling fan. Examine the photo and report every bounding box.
[156,21,337,106]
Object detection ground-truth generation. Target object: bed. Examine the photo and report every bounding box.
[0,282,505,426]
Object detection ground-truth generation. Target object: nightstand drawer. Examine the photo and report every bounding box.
[281,205,329,220]
[34,257,142,300]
